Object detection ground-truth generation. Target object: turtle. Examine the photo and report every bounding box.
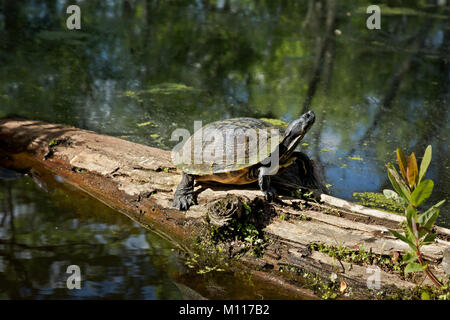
[173,110,317,210]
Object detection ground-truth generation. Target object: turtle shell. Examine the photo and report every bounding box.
[174,118,283,175]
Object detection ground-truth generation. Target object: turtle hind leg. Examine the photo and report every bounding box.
[173,172,197,210]
[258,166,277,202]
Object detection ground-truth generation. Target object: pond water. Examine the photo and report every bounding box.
[0,168,184,299]
[0,0,449,299]
[0,168,307,299]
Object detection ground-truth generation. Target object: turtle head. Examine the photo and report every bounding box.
[282,110,315,152]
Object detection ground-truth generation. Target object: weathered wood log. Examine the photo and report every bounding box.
[0,117,448,298]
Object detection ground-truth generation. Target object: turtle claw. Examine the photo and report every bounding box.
[173,192,197,211]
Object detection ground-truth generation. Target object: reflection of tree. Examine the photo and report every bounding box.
[301,0,337,114]
[348,24,432,156]
[0,0,448,210]
[0,182,32,298]
[3,0,24,46]
[414,22,449,152]
[415,24,450,216]
[0,175,180,299]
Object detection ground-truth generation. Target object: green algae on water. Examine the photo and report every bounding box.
[353,192,404,214]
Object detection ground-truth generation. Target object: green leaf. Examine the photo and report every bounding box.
[396,148,408,180]
[405,225,418,248]
[388,229,408,243]
[433,199,446,210]
[418,145,432,185]
[421,291,431,300]
[411,179,434,207]
[418,200,445,230]
[424,211,440,231]
[405,205,417,230]
[418,208,438,229]
[406,152,418,189]
[420,233,436,246]
[418,225,431,239]
[404,262,426,274]
[386,164,411,203]
[389,229,417,251]
[402,251,418,265]
[242,202,251,215]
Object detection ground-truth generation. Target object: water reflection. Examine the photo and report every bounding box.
[0,169,312,299]
[0,4,448,217]
[0,172,183,299]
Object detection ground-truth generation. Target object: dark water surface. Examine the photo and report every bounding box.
[0,0,449,299]
[0,169,184,299]
[0,168,305,299]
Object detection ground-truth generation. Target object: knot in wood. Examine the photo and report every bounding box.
[207,195,244,227]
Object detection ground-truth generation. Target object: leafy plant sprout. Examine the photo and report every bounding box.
[384,145,445,288]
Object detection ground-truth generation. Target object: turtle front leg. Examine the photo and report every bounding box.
[173,172,197,210]
[258,166,277,202]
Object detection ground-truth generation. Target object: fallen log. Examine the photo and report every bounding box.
[0,117,448,298]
